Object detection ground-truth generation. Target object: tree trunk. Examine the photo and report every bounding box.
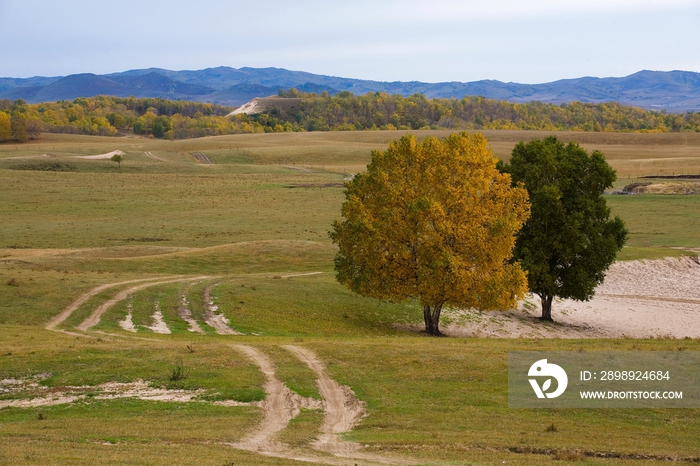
[423,304,443,336]
[540,294,554,321]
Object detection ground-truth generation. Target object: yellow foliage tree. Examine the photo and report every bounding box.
[0,112,11,142]
[331,132,531,336]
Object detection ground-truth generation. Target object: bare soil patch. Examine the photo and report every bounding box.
[0,377,235,409]
[618,181,700,194]
[177,287,205,334]
[418,257,700,339]
[118,302,137,333]
[203,284,241,335]
[145,302,171,334]
[72,150,125,160]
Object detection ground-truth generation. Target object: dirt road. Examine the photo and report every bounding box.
[76,276,210,331]
[46,277,172,330]
[230,345,320,454]
[283,346,365,456]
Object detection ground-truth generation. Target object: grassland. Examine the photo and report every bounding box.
[1,130,699,465]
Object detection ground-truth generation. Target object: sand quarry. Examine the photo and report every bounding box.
[428,256,700,339]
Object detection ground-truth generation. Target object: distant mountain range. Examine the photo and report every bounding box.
[2,67,700,112]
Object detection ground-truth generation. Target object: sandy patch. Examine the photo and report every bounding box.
[72,150,125,160]
[145,302,171,334]
[229,99,260,116]
[118,302,137,333]
[3,154,56,160]
[177,289,205,334]
[414,257,700,339]
[0,378,221,409]
[204,284,241,335]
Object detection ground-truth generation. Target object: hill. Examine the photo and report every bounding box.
[2,67,700,111]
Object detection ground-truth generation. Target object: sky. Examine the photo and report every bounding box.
[1,0,699,84]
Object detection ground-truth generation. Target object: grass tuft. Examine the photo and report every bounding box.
[169,359,187,381]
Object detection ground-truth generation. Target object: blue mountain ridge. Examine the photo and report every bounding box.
[1,67,699,112]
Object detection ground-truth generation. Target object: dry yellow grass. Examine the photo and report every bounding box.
[3,130,700,178]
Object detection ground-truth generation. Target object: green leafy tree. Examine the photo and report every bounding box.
[500,136,627,320]
[132,119,145,134]
[152,115,171,138]
[331,133,531,336]
[111,153,123,168]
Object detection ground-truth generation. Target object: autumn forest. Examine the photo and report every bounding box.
[2,90,700,143]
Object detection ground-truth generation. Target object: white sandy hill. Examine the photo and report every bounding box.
[228,97,301,117]
[228,99,260,116]
[73,150,124,160]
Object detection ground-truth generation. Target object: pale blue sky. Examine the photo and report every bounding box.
[1,0,699,83]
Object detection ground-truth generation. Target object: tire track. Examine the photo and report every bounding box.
[190,151,212,164]
[284,346,414,465]
[145,302,171,334]
[76,276,210,331]
[229,345,320,454]
[229,345,401,465]
[144,151,170,162]
[178,283,205,334]
[279,272,325,279]
[46,277,172,330]
[283,346,365,455]
[204,284,241,335]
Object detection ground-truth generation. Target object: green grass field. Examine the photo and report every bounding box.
[1,131,699,465]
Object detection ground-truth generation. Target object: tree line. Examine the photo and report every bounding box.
[0,96,294,142]
[2,91,700,143]
[280,90,700,132]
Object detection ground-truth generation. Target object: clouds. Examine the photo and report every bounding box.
[0,0,698,83]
